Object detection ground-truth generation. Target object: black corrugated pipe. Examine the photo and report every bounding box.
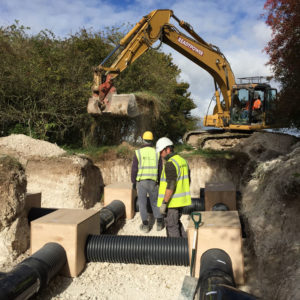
[182,198,205,214]
[99,200,126,233]
[0,243,66,300]
[105,200,125,222]
[86,235,189,266]
[28,207,58,224]
[198,248,235,300]
[135,197,204,214]
[197,248,257,300]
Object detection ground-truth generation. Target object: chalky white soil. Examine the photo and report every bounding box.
[0,134,66,158]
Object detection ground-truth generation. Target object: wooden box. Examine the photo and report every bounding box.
[104,182,136,219]
[31,208,100,277]
[205,182,236,211]
[187,211,244,284]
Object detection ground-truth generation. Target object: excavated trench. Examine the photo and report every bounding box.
[0,132,299,299]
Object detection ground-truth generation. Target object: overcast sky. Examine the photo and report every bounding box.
[0,0,274,119]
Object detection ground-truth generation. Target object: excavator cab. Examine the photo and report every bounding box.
[230,77,277,129]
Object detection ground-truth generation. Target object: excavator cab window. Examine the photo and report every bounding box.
[230,88,250,125]
[249,90,264,124]
[265,88,277,125]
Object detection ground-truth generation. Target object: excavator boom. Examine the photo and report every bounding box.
[88,9,277,133]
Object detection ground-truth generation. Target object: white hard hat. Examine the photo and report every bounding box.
[156,137,173,153]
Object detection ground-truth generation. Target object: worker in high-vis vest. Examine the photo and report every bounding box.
[131,131,163,233]
[156,137,191,238]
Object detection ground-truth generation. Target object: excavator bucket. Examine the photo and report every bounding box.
[87,93,140,118]
[87,97,102,114]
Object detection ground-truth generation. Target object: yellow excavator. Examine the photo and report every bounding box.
[88,9,277,143]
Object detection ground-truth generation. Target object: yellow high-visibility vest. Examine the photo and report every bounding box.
[136,147,159,181]
[157,154,191,208]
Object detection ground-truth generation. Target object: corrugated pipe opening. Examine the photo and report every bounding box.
[86,235,189,266]
[105,200,125,222]
[0,243,66,300]
[99,200,125,233]
[197,248,257,300]
[212,203,229,211]
[197,248,235,300]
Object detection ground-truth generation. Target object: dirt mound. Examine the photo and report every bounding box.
[203,137,249,150]
[241,147,300,299]
[0,135,101,209]
[233,132,298,161]
[0,134,66,163]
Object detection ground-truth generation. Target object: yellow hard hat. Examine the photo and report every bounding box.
[142,131,153,141]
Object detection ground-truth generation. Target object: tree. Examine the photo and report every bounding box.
[0,23,197,146]
[155,82,197,142]
[263,0,300,128]
[0,23,109,145]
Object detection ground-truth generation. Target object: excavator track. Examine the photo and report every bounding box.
[183,130,252,148]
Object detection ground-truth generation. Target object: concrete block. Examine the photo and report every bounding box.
[187,211,244,285]
[30,208,100,277]
[104,182,136,219]
[25,192,41,214]
[205,182,236,211]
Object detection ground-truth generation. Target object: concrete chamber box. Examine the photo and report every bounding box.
[205,182,236,211]
[104,182,136,219]
[187,211,244,285]
[30,208,100,277]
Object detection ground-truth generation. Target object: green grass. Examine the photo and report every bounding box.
[174,143,194,153]
[62,143,235,161]
[180,148,235,159]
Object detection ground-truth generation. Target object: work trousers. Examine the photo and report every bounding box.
[137,180,161,222]
[165,207,186,238]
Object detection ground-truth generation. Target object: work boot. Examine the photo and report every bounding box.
[156,218,164,231]
[140,222,150,233]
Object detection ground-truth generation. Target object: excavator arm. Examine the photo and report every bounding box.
[89,9,236,127]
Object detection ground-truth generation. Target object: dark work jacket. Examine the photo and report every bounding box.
[131,144,162,184]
